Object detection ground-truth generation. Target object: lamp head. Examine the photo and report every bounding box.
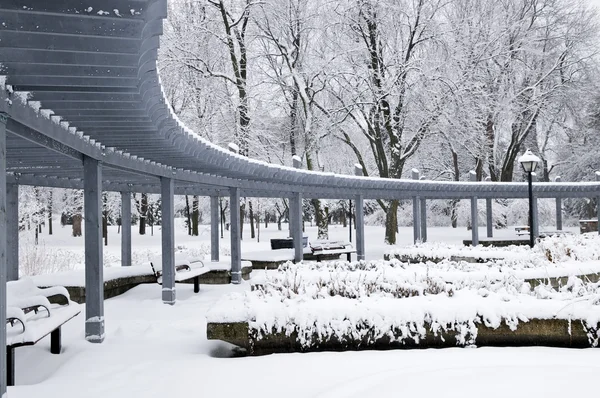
[518,149,540,173]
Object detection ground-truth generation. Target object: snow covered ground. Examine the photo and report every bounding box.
[8,222,599,397]
[9,282,600,398]
[22,218,582,267]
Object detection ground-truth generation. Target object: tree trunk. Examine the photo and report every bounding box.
[485,114,498,181]
[249,200,255,239]
[450,148,460,228]
[102,193,108,246]
[450,200,459,228]
[256,210,260,243]
[139,193,148,235]
[311,198,328,240]
[103,214,108,246]
[384,200,399,244]
[48,190,53,235]
[220,198,228,239]
[185,195,192,235]
[306,154,328,240]
[192,195,199,236]
[72,214,82,237]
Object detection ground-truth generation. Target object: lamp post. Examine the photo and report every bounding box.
[518,149,541,248]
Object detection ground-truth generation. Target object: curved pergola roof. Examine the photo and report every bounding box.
[1,0,599,200]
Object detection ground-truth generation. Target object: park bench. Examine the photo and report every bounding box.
[5,278,81,386]
[515,226,530,236]
[270,237,308,250]
[150,255,210,293]
[307,240,355,262]
[579,219,598,234]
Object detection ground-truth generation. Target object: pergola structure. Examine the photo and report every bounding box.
[1,0,600,394]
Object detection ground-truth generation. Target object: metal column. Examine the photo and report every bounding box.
[229,187,242,284]
[292,156,303,263]
[485,199,493,238]
[469,171,479,246]
[83,156,104,342]
[120,192,131,267]
[1,111,8,395]
[210,196,220,262]
[484,177,493,238]
[291,192,303,263]
[7,184,19,281]
[531,173,539,238]
[420,197,427,243]
[555,176,562,230]
[161,178,176,304]
[411,169,421,243]
[354,164,365,261]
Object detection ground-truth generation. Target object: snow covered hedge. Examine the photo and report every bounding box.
[386,233,600,264]
[208,235,600,350]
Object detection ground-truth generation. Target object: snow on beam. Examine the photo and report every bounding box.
[0,0,150,20]
[0,12,145,38]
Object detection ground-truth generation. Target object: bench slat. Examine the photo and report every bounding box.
[7,304,81,348]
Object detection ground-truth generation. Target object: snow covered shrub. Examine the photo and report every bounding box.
[255,261,455,300]
[211,255,600,351]
[506,198,556,227]
[19,236,80,276]
[534,233,600,263]
[364,208,386,226]
[131,249,161,265]
[175,243,211,260]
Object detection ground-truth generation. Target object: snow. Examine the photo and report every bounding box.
[209,259,600,348]
[7,304,81,347]
[227,142,239,153]
[242,248,306,262]
[518,149,541,164]
[208,234,600,349]
[6,307,26,326]
[7,281,600,398]
[31,265,153,287]
[8,223,600,397]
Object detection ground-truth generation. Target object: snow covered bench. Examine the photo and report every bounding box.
[515,226,530,236]
[308,240,355,262]
[150,255,210,293]
[5,278,81,386]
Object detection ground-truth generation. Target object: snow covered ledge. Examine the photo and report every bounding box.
[206,285,600,354]
[207,318,597,355]
[206,247,600,354]
[30,260,253,303]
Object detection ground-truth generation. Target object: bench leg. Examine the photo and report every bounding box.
[51,326,62,354]
[7,346,14,386]
[193,276,200,293]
